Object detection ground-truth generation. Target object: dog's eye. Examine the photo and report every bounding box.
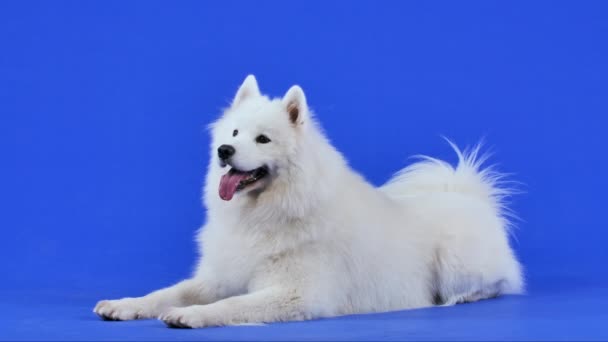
[232,129,238,137]
[256,135,271,144]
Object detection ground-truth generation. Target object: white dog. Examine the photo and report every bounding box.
[94,75,523,328]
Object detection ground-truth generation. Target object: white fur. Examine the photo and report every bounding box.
[94,75,523,328]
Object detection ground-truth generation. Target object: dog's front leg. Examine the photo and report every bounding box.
[160,287,307,328]
[94,278,220,321]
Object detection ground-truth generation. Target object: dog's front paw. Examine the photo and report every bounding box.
[160,306,214,329]
[94,298,155,321]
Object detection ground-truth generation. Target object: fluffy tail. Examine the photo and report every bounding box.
[380,140,516,227]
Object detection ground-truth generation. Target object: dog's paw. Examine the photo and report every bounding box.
[94,298,154,321]
[159,307,214,329]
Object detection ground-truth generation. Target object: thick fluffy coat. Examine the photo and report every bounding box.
[94,75,523,328]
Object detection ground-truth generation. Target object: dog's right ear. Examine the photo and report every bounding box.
[232,75,260,106]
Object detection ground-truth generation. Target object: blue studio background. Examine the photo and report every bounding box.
[1,1,607,340]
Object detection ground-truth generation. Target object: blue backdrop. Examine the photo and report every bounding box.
[1,1,607,340]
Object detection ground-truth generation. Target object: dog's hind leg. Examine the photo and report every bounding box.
[437,279,505,306]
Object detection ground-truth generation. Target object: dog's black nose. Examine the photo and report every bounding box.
[218,144,235,160]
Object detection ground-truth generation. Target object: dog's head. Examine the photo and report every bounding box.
[210,75,309,201]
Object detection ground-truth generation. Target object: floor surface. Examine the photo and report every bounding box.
[2,276,606,341]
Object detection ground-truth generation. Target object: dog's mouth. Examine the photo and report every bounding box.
[219,166,269,201]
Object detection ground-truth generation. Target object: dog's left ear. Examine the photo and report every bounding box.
[282,85,308,125]
[232,75,260,106]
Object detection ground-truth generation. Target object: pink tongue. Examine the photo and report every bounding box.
[219,171,249,201]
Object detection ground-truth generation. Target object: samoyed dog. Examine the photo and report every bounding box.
[94,75,523,328]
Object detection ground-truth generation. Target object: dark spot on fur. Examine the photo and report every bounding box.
[99,314,120,321]
[432,292,444,305]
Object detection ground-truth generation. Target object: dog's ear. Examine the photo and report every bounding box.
[232,75,260,106]
[282,85,307,125]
